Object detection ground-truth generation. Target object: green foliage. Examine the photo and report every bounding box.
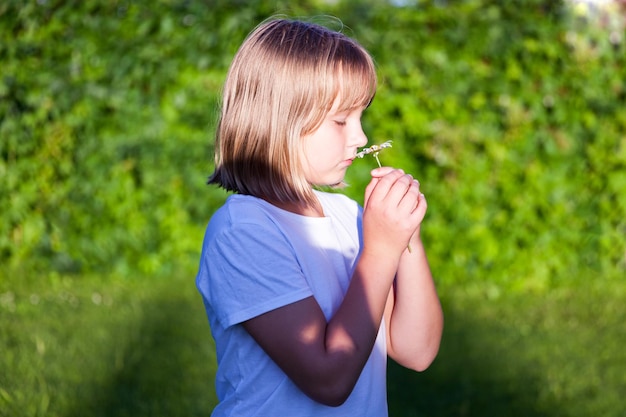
[342,0,625,292]
[1,0,625,415]
[2,0,624,285]
[0,0,316,274]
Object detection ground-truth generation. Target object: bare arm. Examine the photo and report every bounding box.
[373,169,443,371]
[384,230,444,371]
[243,169,421,406]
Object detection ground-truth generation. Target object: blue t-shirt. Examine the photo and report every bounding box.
[196,191,388,417]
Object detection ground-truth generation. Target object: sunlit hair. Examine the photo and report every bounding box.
[208,18,377,206]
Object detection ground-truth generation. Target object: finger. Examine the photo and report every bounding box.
[364,168,391,207]
[409,192,428,224]
[370,166,402,179]
[366,169,407,206]
[385,173,418,209]
[396,177,421,212]
[364,178,378,208]
[410,179,422,210]
[363,172,391,207]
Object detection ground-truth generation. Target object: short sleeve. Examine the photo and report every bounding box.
[198,220,313,328]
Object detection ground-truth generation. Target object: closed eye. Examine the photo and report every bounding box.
[334,120,347,126]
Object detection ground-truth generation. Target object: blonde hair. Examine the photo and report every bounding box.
[208,18,377,206]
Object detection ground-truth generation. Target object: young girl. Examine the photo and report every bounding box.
[196,18,443,416]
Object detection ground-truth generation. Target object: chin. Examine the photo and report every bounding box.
[328,180,347,189]
[313,179,345,189]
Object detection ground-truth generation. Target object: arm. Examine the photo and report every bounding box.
[374,168,442,371]
[384,226,444,371]
[243,169,421,406]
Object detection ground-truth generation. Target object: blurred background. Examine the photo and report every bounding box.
[1,0,624,416]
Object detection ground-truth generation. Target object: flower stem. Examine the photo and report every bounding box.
[374,153,382,167]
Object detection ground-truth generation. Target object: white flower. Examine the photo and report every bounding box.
[356,140,393,166]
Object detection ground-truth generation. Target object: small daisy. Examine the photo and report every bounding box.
[356,140,393,167]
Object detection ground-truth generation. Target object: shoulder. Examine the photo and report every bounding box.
[207,194,284,233]
[201,195,293,257]
[197,196,314,327]
[215,194,274,221]
[315,190,362,218]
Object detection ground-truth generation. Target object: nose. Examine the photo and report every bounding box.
[351,124,368,148]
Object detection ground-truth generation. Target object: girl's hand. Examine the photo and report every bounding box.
[362,167,426,257]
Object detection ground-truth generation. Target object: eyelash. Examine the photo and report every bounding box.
[334,120,347,126]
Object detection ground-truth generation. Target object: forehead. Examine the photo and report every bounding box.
[327,97,366,116]
[330,73,375,113]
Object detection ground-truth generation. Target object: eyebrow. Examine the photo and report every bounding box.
[330,105,366,116]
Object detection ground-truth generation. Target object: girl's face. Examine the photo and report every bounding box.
[301,100,368,187]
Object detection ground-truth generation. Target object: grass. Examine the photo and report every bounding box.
[0,269,217,417]
[1,268,624,417]
[389,276,626,417]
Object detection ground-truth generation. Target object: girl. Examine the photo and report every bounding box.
[196,17,443,416]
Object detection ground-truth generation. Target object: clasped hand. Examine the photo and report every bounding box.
[362,167,426,256]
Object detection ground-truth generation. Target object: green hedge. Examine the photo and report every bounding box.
[1,0,624,287]
[342,0,626,291]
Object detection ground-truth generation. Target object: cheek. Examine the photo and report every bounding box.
[301,138,325,173]
[307,130,331,154]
